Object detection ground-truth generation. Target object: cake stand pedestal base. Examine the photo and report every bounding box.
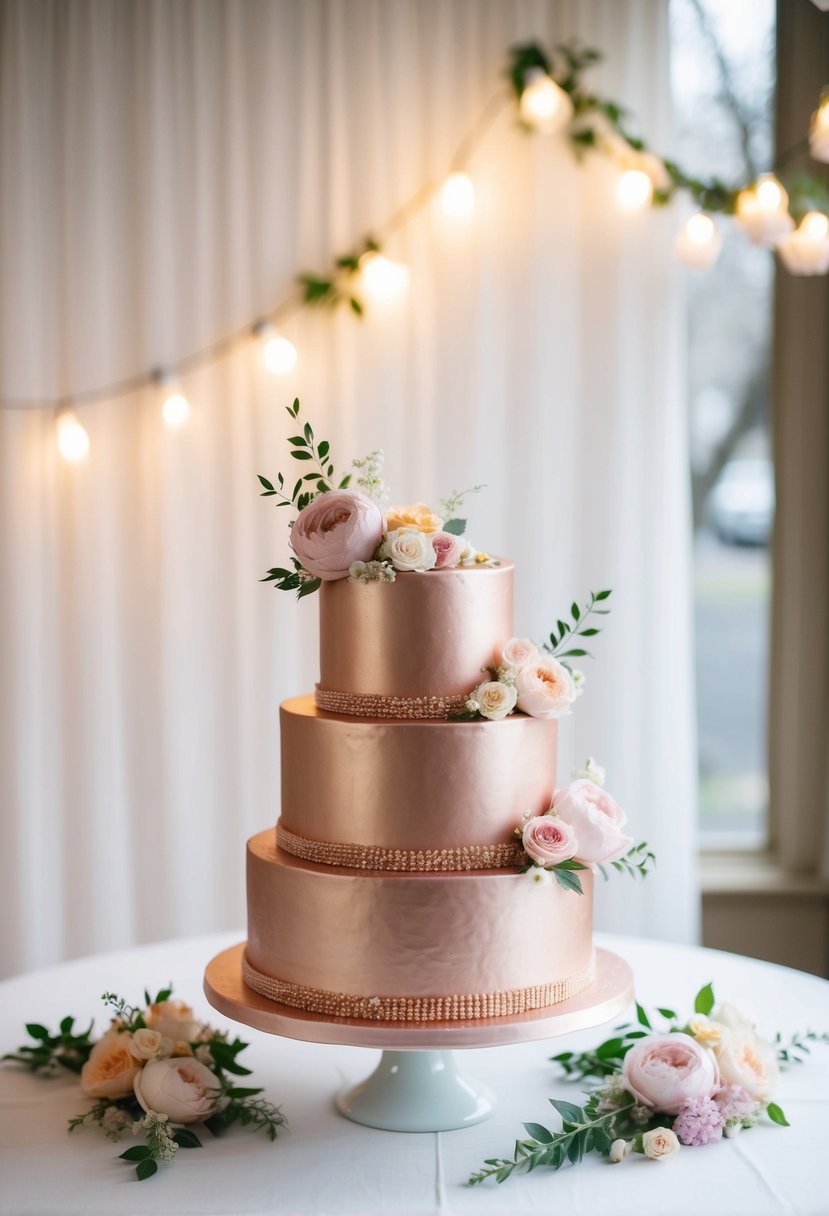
[204,943,634,1134]
[336,1049,495,1132]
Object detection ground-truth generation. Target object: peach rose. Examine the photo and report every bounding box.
[145,1000,203,1043]
[714,1028,778,1102]
[642,1127,680,1160]
[622,1034,719,1115]
[385,503,444,534]
[514,657,576,719]
[431,531,465,569]
[80,1031,141,1099]
[290,490,384,581]
[522,816,578,867]
[552,779,632,864]
[498,637,539,670]
[133,1057,220,1124]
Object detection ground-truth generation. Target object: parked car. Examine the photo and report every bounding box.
[709,458,775,546]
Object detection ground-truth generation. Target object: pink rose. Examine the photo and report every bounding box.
[498,637,539,670]
[522,815,578,867]
[623,1034,720,1115]
[290,490,384,581]
[431,531,465,569]
[552,779,632,864]
[514,657,576,719]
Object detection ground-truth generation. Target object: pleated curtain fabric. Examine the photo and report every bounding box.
[0,0,698,978]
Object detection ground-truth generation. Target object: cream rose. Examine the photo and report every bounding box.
[133,1058,220,1124]
[290,489,385,581]
[641,1127,680,1160]
[714,1028,778,1102]
[514,656,576,719]
[385,503,444,534]
[80,1031,141,1099]
[522,816,578,867]
[471,680,517,721]
[498,637,539,671]
[380,528,437,572]
[552,779,632,864]
[712,1003,756,1031]
[145,1000,203,1043]
[622,1034,719,1115]
[431,531,465,569]
[130,1028,172,1061]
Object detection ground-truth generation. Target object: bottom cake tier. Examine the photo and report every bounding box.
[245,830,595,1023]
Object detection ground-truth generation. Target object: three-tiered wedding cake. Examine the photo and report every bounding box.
[242,560,597,1023]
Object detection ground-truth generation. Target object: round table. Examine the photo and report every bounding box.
[1,931,827,1216]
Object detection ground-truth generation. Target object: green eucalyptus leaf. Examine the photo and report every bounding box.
[694,983,715,1016]
[291,450,314,461]
[443,518,466,536]
[636,1003,652,1029]
[522,1122,554,1143]
[767,1102,790,1127]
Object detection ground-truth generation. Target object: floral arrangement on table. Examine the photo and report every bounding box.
[469,983,829,1185]
[3,985,285,1182]
[516,759,654,895]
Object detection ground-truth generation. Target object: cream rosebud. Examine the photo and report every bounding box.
[133,1058,221,1124]
[472,680,517,721]
[642,1127,680,1160]
[380,528,438,572]
[609,1138,629,1163]
[80,1032,141,1099]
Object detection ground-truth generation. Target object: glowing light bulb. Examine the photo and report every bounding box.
[735,174,794,247]
[162,391,190,428]
[254,322,298,375]
[615,168,653,211]
[56,411,90,463]
[756,175,786,211]
[674,212,722,269]
[358,252,410,305]
[809,96,829,163]
[440,172,475,218]
[519,68,574,134]
[777,210,829,276]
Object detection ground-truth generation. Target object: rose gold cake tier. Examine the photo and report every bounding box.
[279,696,556,864]
[246,832,593,1020]
[318,561,513,702]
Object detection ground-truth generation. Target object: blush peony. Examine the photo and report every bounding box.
[133,1057,221,1124]
[431,531,465,569]
[552,779,632,864]
[290,490,384,581]
[622,1034,719,1115]
[514,656,576,719]
[81,1031,141,1099]
[522,816,578,867]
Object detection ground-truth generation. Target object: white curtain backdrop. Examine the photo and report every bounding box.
[0,0,698,979]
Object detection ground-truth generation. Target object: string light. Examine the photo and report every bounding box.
[809,93,829,163]
[56,410,90,463]
[616,169,653,211]
[155,372,190,429]
[674,212,722,269]
[439,171,476,218]
[519,68,574,134]
[358,251,410,305]
[735,174,794,247]
[777,211,829,276]
[254,321,298,374]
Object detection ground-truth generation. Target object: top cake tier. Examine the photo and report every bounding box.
[317,561,514,712]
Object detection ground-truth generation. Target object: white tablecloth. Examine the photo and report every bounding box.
[1,932,827,1216]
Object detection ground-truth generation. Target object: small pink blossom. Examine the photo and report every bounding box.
[672,1095,725,1146]
[431,531,466,569]
[522,816,578,868]
[714,1085,759,1122]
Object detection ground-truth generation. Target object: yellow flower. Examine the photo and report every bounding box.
[689,1017,724,1046]
[474,552,491,563]
[385,503,444,534]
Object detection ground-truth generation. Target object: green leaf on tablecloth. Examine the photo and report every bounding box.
[135,1158,158,1181]
[694,982,715,1015]
[767,1103,790,1127]
[120,1146,152,1161]
[172,1128,203,1148]
[522,1122,554,1143]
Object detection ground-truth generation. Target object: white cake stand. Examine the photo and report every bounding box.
[204,943,634,1133]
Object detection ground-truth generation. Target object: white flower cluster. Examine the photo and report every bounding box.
[572,756,605,786]
[351,449,390,504]
[348,559,396,583]
[466,637,583,722]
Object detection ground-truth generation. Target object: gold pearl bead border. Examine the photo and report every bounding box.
[315,684,468,719]
[242,953,596,1023]
[277,821,524,872]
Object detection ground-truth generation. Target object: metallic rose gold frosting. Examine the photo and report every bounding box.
[280,696,557,851]
[318,562,514,699]
[246,832,594,1001]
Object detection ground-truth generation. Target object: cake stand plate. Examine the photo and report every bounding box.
[204,944,634,1132]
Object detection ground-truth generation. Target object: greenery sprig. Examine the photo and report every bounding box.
[596,841,656,883]
[544,588,612,662]
[3,1016,95,1076]
[775,1028,829,1067]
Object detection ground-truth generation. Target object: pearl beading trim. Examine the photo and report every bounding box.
[277,821,524,871]
[315,684,467,719]
[242,952,596,1022]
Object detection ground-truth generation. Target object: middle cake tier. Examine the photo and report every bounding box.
[279,695,558,868]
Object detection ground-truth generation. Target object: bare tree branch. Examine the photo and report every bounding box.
[692,368,769,530]
[687,0,758,180]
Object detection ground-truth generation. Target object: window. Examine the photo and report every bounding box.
[671,0,776,848]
